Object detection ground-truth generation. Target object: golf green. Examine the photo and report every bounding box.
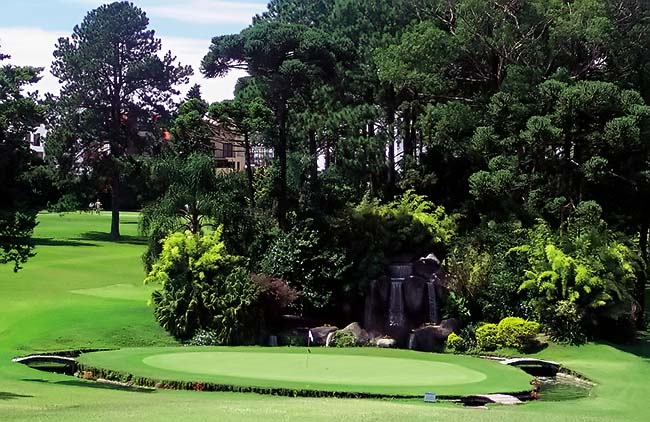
[143,351,486,385]
[78,346,533,396]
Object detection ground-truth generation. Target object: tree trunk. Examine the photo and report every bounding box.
[110,170,120,240]
[276,111,288,229]
[637,223,648,328]
[109,94,122,241]
[403,110,414,159]
[324,135,331,170]
[308,128,319,196]
[244,132,255,208]
[387,110,396,195]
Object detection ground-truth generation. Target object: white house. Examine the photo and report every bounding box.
[25,124,47,160]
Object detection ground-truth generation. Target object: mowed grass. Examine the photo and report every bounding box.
[78,346,532,396]
[0,212,649,421]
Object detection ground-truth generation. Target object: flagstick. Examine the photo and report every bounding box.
[306,329,312,369]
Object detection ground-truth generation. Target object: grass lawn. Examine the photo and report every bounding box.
[1,212,649,421]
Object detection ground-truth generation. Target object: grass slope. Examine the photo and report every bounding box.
[0,212,649,421]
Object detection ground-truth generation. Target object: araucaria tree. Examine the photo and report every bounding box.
[51,1,192,239]
[0,48,44,271]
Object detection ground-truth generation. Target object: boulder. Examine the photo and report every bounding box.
[412,325,451,353]
[413,254,440,279]
[376,337,397,348]
[403,276,427,315]
[340,322,371,345]
[440,318,461,334]
[309,326,338,346]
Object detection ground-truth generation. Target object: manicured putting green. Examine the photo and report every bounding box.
[143,351,486,386]
[78,347,533,396]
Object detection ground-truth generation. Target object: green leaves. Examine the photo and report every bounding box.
[0,49,43,271]
[513,217,637,343]
[145,228,257,343]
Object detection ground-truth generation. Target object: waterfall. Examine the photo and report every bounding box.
[408,333,416,350]
[389,281,405,327]
[389,264,413,280]
[364,280,376,329]
[427,281,439,324]
[325,331,335,347]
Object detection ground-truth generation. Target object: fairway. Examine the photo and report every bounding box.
[77,346,532,396]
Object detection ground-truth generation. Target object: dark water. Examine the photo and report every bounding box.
[24,361,75,375]
[535,376,592,401]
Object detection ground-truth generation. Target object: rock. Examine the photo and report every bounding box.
[413,254,440,279]
[412,325,451,353]
[403,276,427,315]
[309,326,338,346]
[440,318,461,334]
[340,322,371,345]
[376,337,397,348]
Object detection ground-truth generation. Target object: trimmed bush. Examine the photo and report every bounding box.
[446,332,465,352]
[330,330,357,348]
[497,317,540,350]
[475,323,499,351]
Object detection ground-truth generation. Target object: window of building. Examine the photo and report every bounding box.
[223,143,234,158]
[32,133,41,147]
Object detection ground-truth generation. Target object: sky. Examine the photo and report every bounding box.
[0,0,269,102]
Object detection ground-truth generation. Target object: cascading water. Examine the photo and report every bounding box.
[364,280,376,329]
[427,281,439,324]
[325,331,335,347]
[389,264,413,280]
[407,333,416,350]
[388,281,405,327]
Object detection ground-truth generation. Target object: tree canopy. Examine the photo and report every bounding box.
[50,1,192,239]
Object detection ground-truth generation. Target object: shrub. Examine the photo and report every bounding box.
[497,317,540,350]
[330,331,357,348]
[259,222,348,310]
[278,334,306,347]
[145,228,258,343]
[475,323,499,351]
[513,213,638,343]
[446,332,465,352]
[251,274,300,312]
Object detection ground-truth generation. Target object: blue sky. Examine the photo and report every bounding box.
[0,0,269,101]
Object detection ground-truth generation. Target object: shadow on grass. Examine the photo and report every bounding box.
[33,238,98,248]
[0,391,33,400]
[607,331,650,360]
[75,231,147,246]
[22,378,155,393]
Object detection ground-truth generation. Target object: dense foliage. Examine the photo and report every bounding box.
[5,0,648,342]
[144,229,257,342]
[0,48,44,271]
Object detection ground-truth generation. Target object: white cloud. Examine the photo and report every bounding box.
[66,0,265,25]
[0,27,244,103]
[0,27,66,96]
[149,0,264,25]
[162,36,247,102]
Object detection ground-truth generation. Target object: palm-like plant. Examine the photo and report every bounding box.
[140,153,221,269]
